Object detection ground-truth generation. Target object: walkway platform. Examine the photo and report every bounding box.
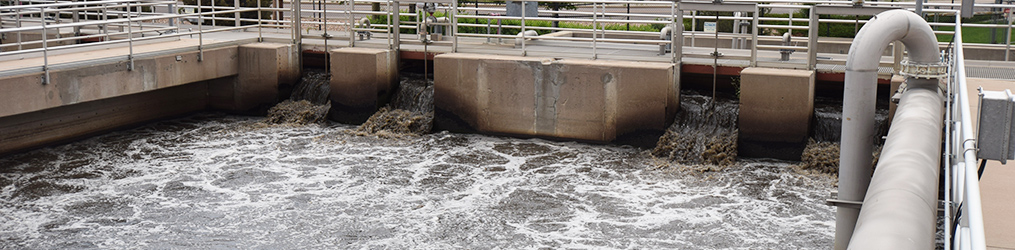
[965,77,1015,250]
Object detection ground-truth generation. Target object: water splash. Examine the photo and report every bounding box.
[266,70,332,125]
[653,91,739,166]
[357,74,435,136]
[0,113,836,249]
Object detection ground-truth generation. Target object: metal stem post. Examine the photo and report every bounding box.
[520,0,526,56]
[41,8,49,84]
[16,0,22,51]
[235,0,241,27]
[199,0,204,61]
[349,0,354,46]
[588,2,592,59]
[258,0,263,41]
[452,0,458,52]
[1007,16,1012,61]
[127,1,134,70]
[393,0,399,50]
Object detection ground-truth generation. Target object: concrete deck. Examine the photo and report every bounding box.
[965,77,1015,250]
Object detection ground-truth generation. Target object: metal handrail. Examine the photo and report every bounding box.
[950,15,987,250]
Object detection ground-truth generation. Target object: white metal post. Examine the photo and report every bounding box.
[127,1,135,70]
[751,5,758,66]
[807,6,817,70]
[452,0,458,52]
[235,0,241,27]
[349,0,355,46]
[592,1,597,59]
[521,0,526,56]
[41,7,49,84]
[258,0,263,41]
[199,0,205,61]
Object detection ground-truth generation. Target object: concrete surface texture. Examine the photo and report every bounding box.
[738,67,815,143]
[0,46,238,118]
[211,43,300,112]
[328,47,398,123]
[0,41,300,155]
[434,53,676,142]
[965,77,1015,250]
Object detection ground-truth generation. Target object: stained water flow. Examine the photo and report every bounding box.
[653,91,739,167]
[357,74,434,136]
[266,69,332,125]
[0,111,836,249]
[803,98,891,175]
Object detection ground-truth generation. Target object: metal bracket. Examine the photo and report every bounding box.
[826,191,863,209]
[899,60,948,79]
[891,81,908,104]
[826,198,863,209]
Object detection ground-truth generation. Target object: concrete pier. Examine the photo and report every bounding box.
[328,47,398,123]
[434,53,677,142]
[738,67,815,144]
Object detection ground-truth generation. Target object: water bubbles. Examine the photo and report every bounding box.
[0,114,836,249]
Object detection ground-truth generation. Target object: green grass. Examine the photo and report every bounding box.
[936,25,1015,44]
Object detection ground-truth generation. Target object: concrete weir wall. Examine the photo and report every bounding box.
[737,67,815,159]
[328,47,398,123]
[434,53,678,142]
[0,43,299,155]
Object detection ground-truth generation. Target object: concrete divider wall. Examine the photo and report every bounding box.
[0,46,238,118]
[210,43,300,112]
[739,67,815,143]
[329,47,398,123]
[435,53,677,142]
[0,42,299,155]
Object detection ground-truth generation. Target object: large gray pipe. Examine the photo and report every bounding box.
[836,9,942,249]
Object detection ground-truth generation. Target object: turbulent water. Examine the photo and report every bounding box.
[0,112,837,249]
[654,91,739,166]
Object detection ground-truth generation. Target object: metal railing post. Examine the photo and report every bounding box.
[127,0,135,70]
[170,0,177,28]
[691,10,696,47]
[588,1,592,59]
[72,0,80,36]
[41,7,49,84]
[672,1,679,64]
[258,0,264,41]
[103,3,110,42]
[348,0,355,47]
[521,0,526,56]
[199,0,205,61]
[211,0,217,26]
[235,0,241,27]
[393,0,399,50]
[751,4,758,66]
[16,0,22,51]
[452,0,458,52]
[807,6,817,70]
[1007,17,1012,61]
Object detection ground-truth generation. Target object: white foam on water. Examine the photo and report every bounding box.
[0,114,836,249]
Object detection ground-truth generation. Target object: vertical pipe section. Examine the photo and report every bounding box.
[836,9,943,250]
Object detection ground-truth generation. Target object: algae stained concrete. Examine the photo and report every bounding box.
[739,67,815,143]
[965,77,1015,250]
[434,53,676,142]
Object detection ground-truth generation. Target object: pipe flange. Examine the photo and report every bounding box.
[899,60,948,79]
